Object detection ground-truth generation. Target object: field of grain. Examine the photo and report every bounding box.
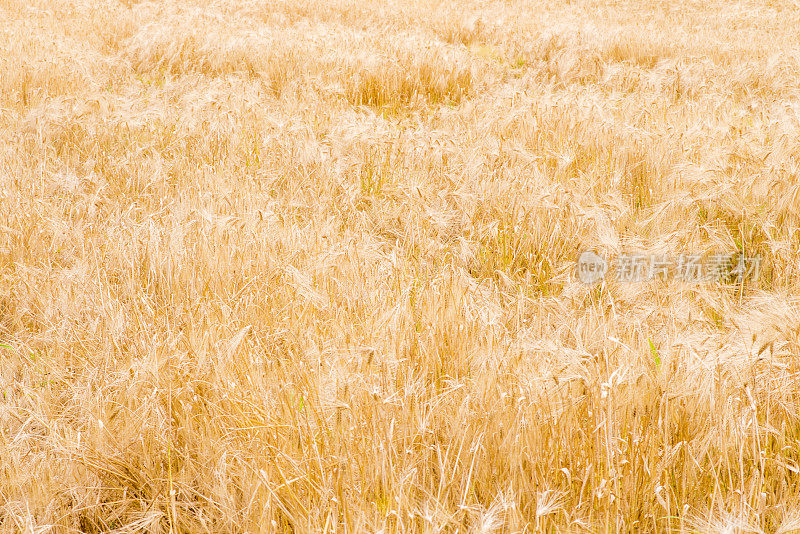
[2,0,800,531]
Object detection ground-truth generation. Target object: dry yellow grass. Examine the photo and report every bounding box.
[2,0,800,531]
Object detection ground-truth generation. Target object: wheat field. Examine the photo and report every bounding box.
[2,0,800,532]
